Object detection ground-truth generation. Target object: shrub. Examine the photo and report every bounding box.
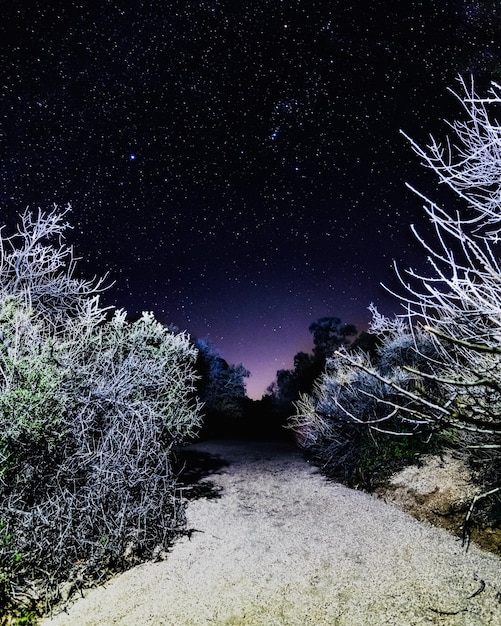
[290,321,443,489]
[291,78,501,505]
[0,207,202,619]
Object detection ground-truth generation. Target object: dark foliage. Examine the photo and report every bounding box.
[267,316,358,420]
[194,339,249,438]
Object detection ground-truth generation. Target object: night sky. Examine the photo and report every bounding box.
[1,1,500,398]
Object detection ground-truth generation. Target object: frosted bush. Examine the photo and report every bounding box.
[0,206,202,618]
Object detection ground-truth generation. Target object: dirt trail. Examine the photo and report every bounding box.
[42,439,501,625]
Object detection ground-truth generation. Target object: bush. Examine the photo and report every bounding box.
[291,79,501,500]
[290,322,443,490]
[0,207,202,619]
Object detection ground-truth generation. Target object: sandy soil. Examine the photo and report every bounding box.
[42,439,501,625]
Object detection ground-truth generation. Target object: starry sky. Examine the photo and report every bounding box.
[1,1,500,398]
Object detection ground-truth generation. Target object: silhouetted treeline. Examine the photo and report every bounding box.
[265,316,375,420]
[194,339,250,437]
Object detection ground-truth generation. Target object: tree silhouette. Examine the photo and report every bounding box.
[267,316,357,419]
[195,339,249,437]
[309,317,357,359]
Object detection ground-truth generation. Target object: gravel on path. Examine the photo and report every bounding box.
[42,439,501,626]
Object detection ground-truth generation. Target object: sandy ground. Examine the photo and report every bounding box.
[42,439,501,626]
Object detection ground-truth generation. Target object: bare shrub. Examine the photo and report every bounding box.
[290,325,441,488]
[0,207,202,618]
[291,77,501,517]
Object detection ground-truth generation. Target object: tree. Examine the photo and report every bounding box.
[368,78,501,442]
[291,77,501,507]
[268,316,357,418]
[309,316,357,359]
[195,339,249,436]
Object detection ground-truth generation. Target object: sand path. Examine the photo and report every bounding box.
[42,439,501,625]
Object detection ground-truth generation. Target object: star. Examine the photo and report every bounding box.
[0,0,496,399]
